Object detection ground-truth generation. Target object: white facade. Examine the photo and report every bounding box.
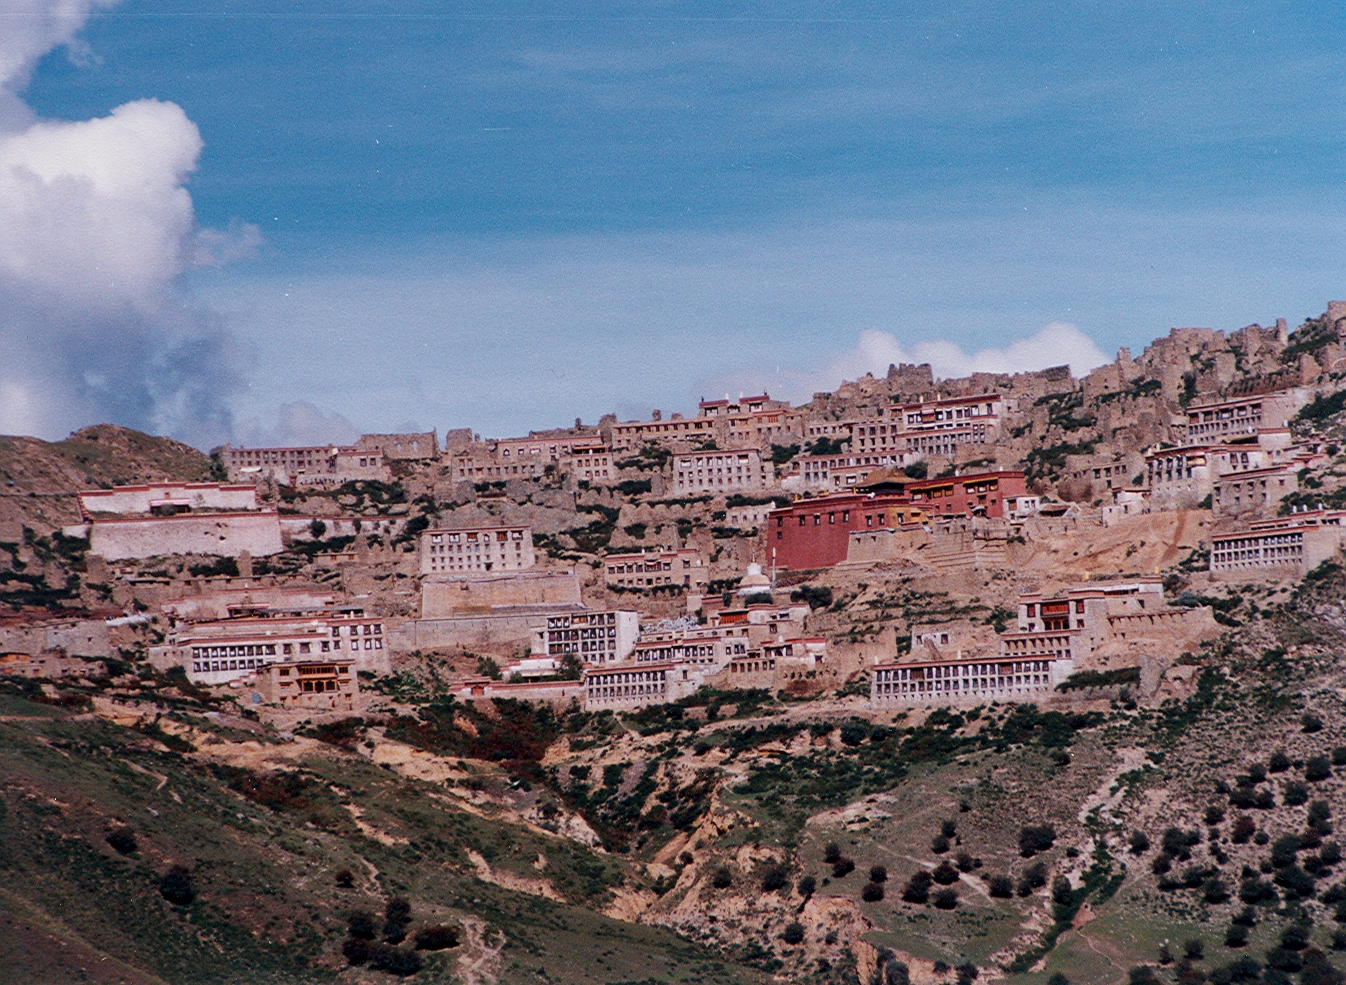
[421,525,534,575]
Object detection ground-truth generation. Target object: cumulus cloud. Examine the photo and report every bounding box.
[233,402,360,449]
[0,0,259,446]
[820,321,1111,390]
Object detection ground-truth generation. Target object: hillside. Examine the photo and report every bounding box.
[3,561,1344,984]
[0,425,213,538]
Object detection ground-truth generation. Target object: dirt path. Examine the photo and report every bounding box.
[455,916,504,985]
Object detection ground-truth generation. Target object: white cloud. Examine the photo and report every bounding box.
[233,402,360,449]
[0,0,258,446]
[819,321,1111,390]
[0,99,202,312]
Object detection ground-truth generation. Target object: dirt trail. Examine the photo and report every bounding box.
[455,916,504,985]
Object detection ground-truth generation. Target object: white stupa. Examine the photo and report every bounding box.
[736,561,772,598]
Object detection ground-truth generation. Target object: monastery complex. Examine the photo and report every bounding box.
[8,299,1346,720]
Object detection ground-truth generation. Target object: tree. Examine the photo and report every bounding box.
[987,874,1013,898]
[158,866,194,905]
[869,865,888,883]
[559,653,584,680]
[334,869,355,888]
[1129,830,1151,854]
[832,857,856,878]
[781,922,806,945]
[823,842,841,863]
[1306,756,1333,783]
[476,655,502,680]
[712,866,733,888]
[309,518,327,539]
[862,882,885,902]
[903,461,928,480]
[797,875,817,897]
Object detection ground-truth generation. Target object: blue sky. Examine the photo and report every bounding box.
[4,1,1346,445]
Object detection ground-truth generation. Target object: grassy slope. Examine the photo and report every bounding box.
[0,690,763,985]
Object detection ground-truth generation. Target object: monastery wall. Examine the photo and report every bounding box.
[420,569,581,618]
[89,512,284,561]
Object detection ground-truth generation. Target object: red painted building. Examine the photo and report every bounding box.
[766,471,1026,570]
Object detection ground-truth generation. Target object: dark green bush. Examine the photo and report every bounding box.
[158,866,194,905]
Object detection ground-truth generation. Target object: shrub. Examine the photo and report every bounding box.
[1240,877,1277,904]
[1205,876,1231,904]
[797,875,816,897]
[334,868,355,888]
[1019,824,1057,857]
[955,851,976,872]
[1269,750,1291,773]
[823,842,841,863]
[1206,804,1228,825]
[902,870,932,904]
[1162,826,1200,860]
[414,924,460,951]
[762,865,789,892]
[832,857,855,878]
[1231,815,1257,843]
[712,866,733,888]
[1333,929,1346,951]
[1306,756,1333,783]
[941,819,957,839]
[1018,862,1048,896]
[988,874,1013,898]
[158,866,194,905]
[1051,876,1074,905]
[1233,906,1258,926]
[1225,924,1250,948]
[781,922,805,945]
[1152,853,1173,875]
[931,861,959,885]
[931,834,951,854]
[1129,967,1161,985]
[1275,865,1317,898]
[1322,841,1342,866]
[1184,940,1205,961]
[932,887,958,909]
[369,944,423,976]
[1285,781,1309,806]
[1280,925,1310,951]
[887,961,912,985]
[1271,835,1302,869]
[1048,976,1072,985]
[1302,713,1324,733]
[343,937,373,965]
[383,897,412,943]
[1265,948,1302,973]
[105,826,137,855]
[862,882,885,902]
[1129,830,1151,854]
[1333,747,1346,767]
[348,910,377,940]
[869,865,888,883]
